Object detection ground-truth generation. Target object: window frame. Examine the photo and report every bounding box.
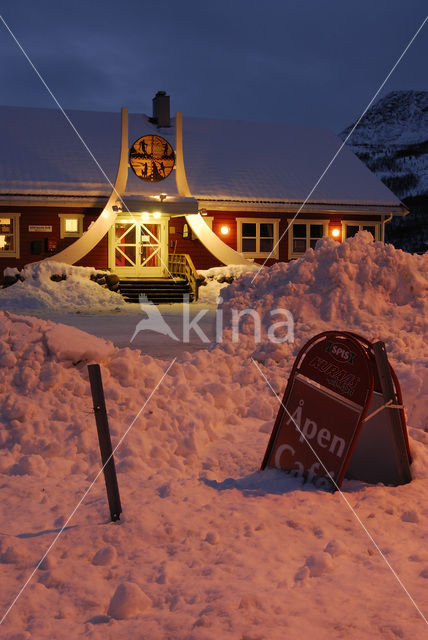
[288,220,328,259]
[58,213,84,239]
[236,218,280,259]
[342,221,380,241]
[0,213,21,258]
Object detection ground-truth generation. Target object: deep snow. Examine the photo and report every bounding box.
[0,234,427,639]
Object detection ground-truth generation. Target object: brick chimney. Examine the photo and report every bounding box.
[152,91,170,127]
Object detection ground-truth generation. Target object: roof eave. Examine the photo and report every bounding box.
[196,198,408,216]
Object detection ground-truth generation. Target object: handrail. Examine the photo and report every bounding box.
[168,253,200,301]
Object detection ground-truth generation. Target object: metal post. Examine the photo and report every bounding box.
[87,364,122,521]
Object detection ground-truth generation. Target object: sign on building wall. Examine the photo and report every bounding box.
[129,135,175,182]
[28,225,53,232]
[262,331,412,490]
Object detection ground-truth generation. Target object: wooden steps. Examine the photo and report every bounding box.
[118,278,194,304]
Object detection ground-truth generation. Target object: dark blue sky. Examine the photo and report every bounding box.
[0,1,427,132]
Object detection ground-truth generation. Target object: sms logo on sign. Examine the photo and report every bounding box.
[325,341,356,364]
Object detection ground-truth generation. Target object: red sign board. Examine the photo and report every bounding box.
[262,332,411,490]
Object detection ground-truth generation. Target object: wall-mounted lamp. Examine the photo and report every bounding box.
[153,211,162,219]
[159,193,167,202]
[220,225,229,235]
[330,225,342,241]
[112,202,123,213]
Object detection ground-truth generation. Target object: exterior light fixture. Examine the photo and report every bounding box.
[329,221,342,241]
[153,211,162,219]
[141,211,150,220]
[159,193,167,202]
[220,225,229,235]
[112,202,123,213]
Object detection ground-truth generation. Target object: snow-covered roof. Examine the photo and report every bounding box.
[0,105,185,205]
[182,116,404,208]
[0,105,404,210]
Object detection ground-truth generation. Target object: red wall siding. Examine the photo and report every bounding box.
[0,205,107,282]
[0,205,384,283]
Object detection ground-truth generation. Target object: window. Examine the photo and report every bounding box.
[344,222,379,241]
[0,214,20,258]
[288,221,327,258]
[237,218,279,258]
[59,213,84,238]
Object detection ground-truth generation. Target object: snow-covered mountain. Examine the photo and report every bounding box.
[340,90,427,253]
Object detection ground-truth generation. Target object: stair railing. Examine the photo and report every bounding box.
[168,254,200,301]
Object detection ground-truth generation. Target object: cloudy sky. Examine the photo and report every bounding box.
[0,1,426,132]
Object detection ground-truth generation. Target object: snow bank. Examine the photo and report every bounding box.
[219,233,428,428]
[0,309,427,638]
[0,311,272,482]
[198,263,260,304]
[0,261,125,312]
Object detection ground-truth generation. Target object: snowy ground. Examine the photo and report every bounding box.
[1,235,427,639]
[11,305,218,359]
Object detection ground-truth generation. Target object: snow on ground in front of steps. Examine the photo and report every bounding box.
[1,261,125,312]
[0,234,428,638]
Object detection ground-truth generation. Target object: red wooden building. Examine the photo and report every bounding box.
[0,91,407,286]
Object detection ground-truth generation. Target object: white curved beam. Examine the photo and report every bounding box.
[175,111,192,198]
[46,107,129,265]
[185,213,253,266]
[175,112,253,266]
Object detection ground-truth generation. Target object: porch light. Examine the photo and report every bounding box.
[153,211,162,218]
[220,225,229,235]
[331,228,340,238]
[141,211,150,220]
[159,193,167,202]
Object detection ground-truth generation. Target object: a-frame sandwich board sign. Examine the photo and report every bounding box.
[261,331,412,491]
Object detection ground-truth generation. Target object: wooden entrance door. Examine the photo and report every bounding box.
[109,218,168,277]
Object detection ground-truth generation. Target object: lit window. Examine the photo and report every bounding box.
[0,215,20,257]
[289,222,327,257]
[65,218,78,233]
[59,214,84,238]
[237,219,279,258]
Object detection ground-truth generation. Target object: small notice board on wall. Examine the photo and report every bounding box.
[261,331,412,491]
[29,225,52,232]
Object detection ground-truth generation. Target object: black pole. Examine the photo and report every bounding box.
[87,364,122,521]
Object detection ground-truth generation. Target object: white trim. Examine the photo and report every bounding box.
[237,218,280,259]
[58,213,84,238]
[341,220,380,241]
[0,213,21,258]
[287,219,328,259]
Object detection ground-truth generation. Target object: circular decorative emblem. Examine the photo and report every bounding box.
[129,135,175,182]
